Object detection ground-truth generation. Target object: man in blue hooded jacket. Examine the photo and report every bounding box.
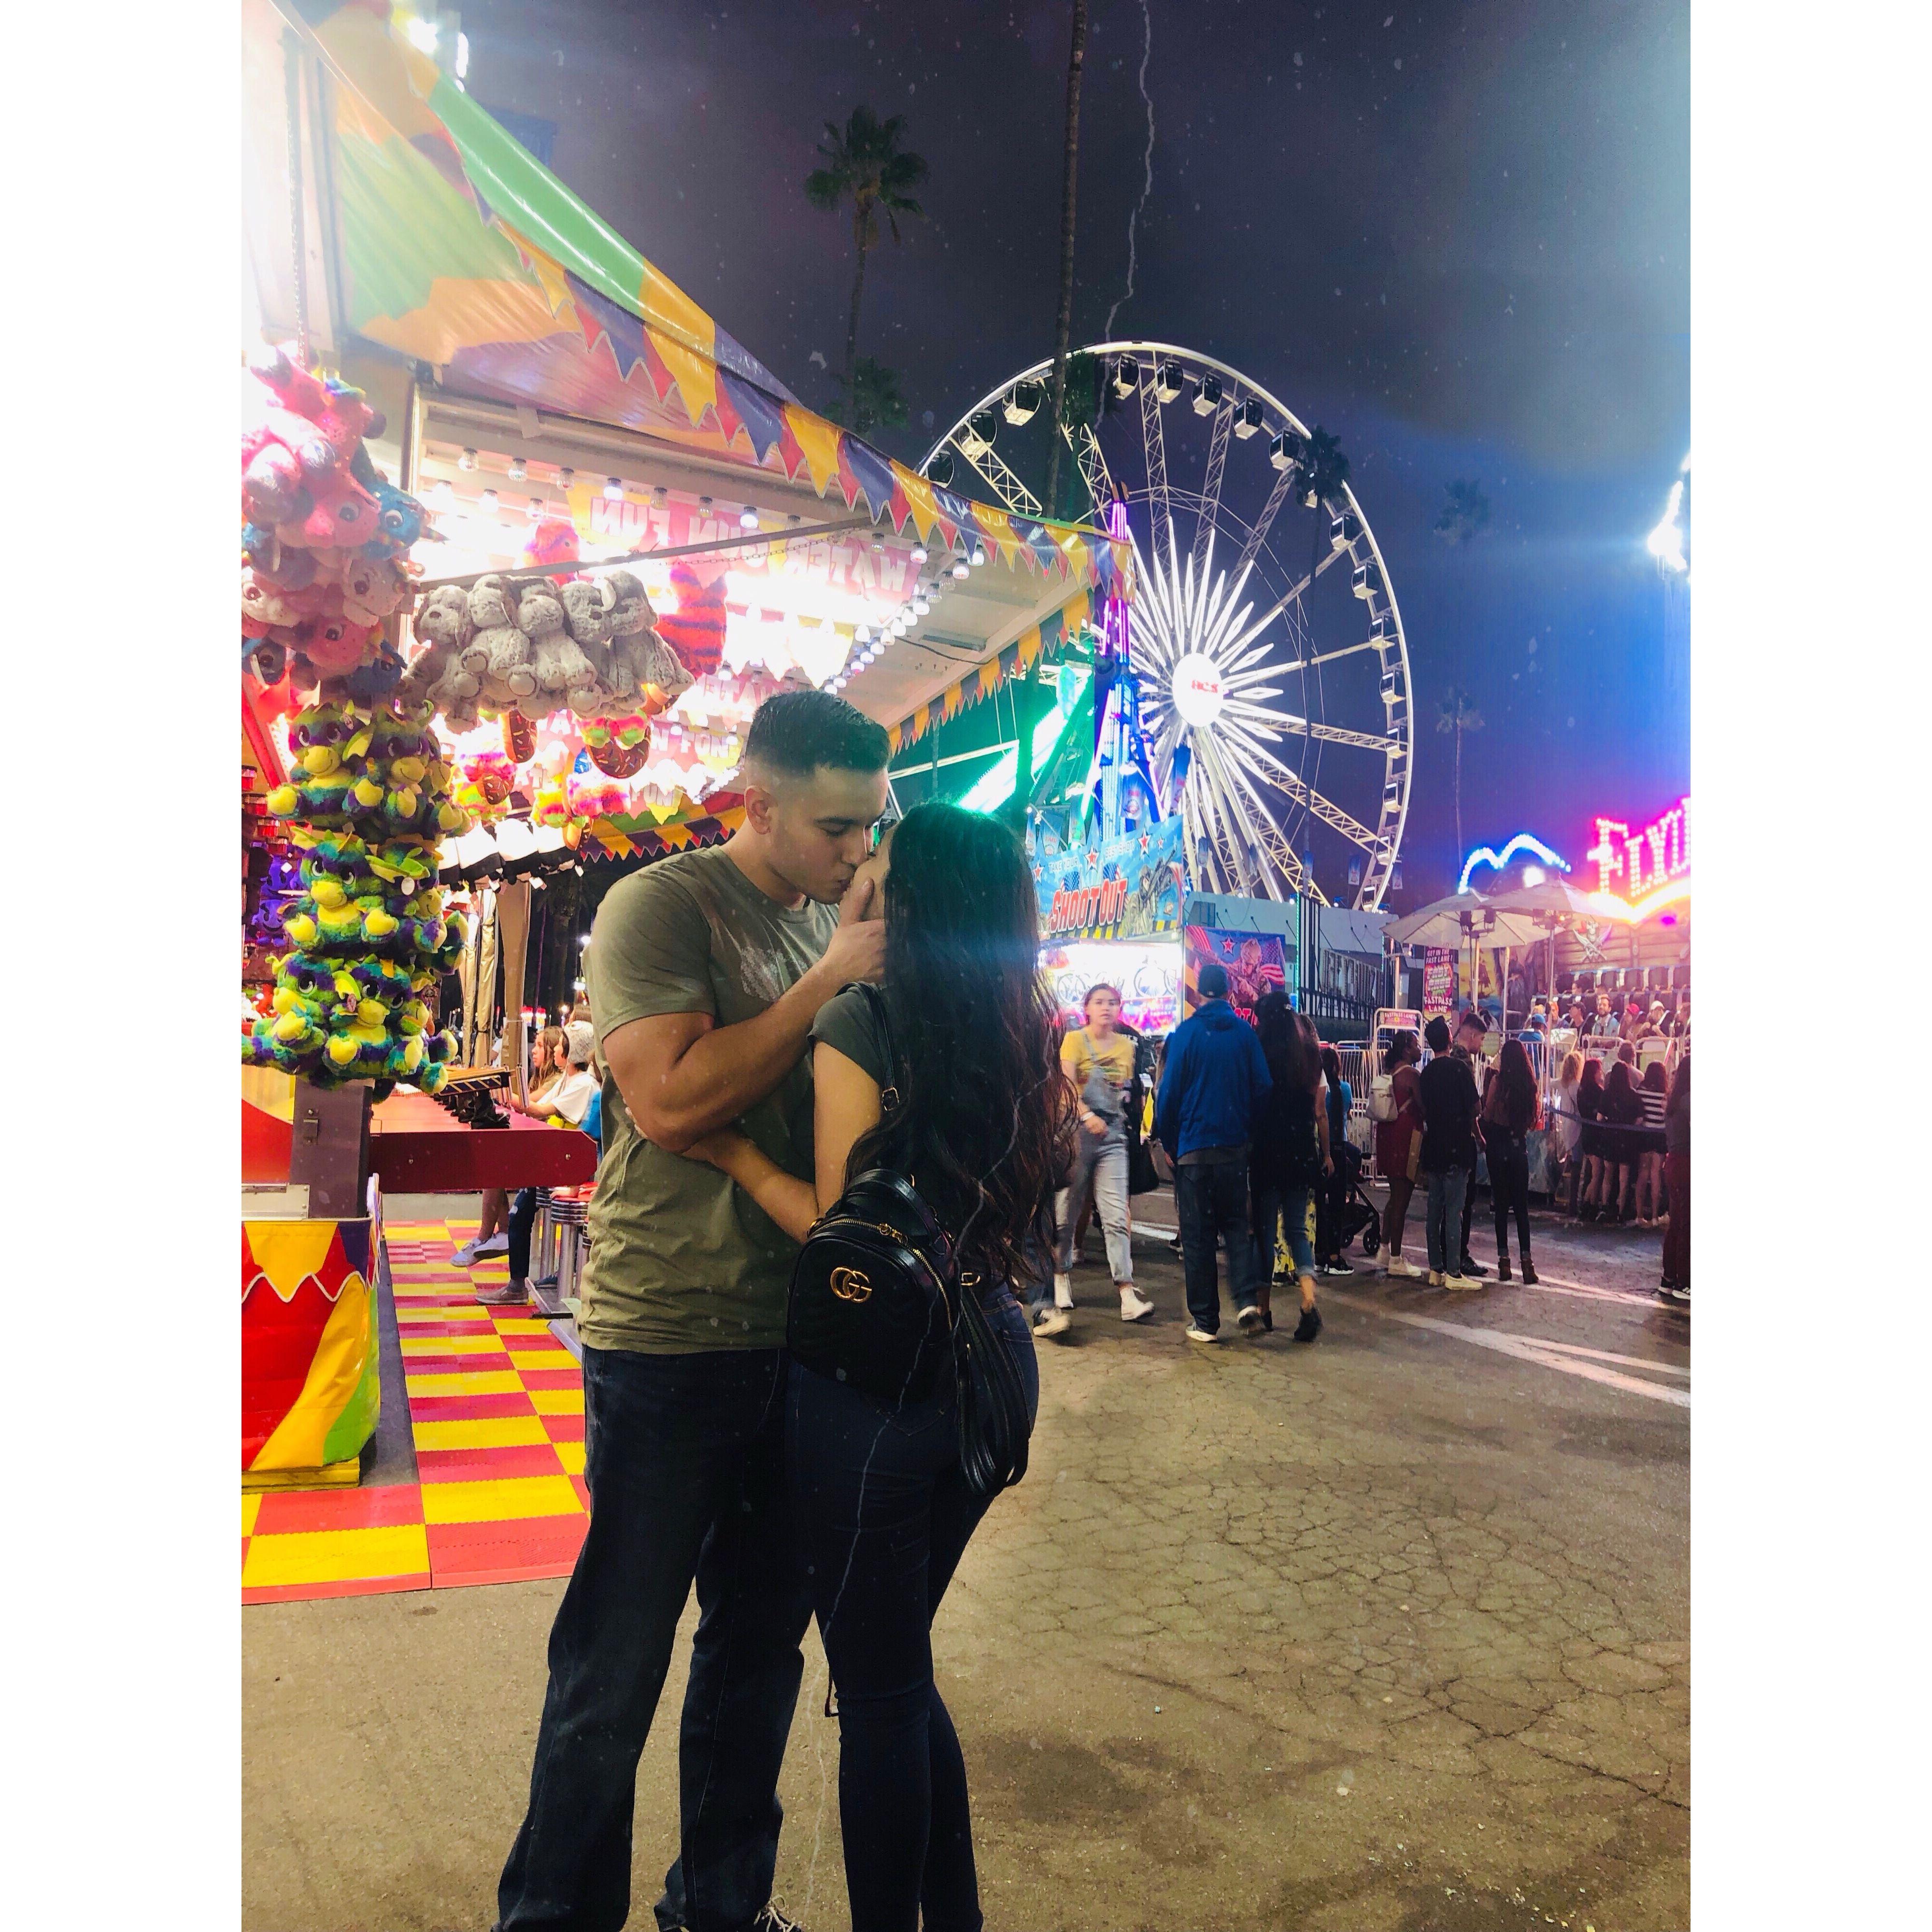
[1155,960,1274,1341]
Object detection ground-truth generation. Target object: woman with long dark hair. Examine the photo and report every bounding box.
[1373,1028,1426,1278]
[1248,993,1325,1341]
[1575,1055,1607,1221]
[1316,1043,1359,1276]
[1479,1038,1541,1282]
[1596,1055,1644,1222]
[1635,1059,1669,1224]
[689,802,1071,1932]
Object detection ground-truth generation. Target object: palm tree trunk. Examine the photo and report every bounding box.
[1041,0,1089,523]
[1453,718,1464,862]
[843,229,869,399]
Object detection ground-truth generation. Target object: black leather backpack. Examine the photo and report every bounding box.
[786,984,1033,1495]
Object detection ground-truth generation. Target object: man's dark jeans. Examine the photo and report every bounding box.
[496,1345,813,1932]
[1174,1157,1259,1334]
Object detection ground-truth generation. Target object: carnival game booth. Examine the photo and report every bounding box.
[239,0,1133,1491]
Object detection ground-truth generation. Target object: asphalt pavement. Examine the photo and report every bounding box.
[243,1200,1687,1932]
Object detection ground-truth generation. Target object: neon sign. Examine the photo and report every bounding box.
[1458,832,1571,895]
[1584,795,1690,920]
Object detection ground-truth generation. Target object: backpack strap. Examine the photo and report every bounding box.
[853,981,903,1115]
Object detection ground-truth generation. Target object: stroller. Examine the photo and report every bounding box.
[1276,1138,1383,1276]
[1330,1141,1385,1260]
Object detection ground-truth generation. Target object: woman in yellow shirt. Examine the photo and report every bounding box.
[1042,984,1155,1332]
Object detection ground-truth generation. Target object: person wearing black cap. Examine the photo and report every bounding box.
[1416,1014,1483,1289]
[1153,959,1274,1342]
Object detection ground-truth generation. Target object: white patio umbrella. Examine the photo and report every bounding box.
[1477,877,1605,922]
[1383,892,1549,952]
[1384,892,1551,1029]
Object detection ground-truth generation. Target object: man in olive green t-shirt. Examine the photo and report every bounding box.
[497,691,889,1932]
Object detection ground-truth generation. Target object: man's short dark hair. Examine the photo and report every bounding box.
[1456,1010,1485,1039]
[1197,960,1229,998]
[1425,1015,1451,1052]
[742,689,889,778]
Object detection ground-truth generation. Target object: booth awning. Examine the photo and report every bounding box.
[282,1,1131,612]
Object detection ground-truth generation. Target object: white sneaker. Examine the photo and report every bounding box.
[1427,1270,1445,1287]
[1444,1272,1485,1291]
[1382,1253,1423,1280]
[1185,1324,1221,1344]
[452,1234,508,1266]
[1053,1273,1075,1311]
[1119,1286,1155,1322]
[1033,1305,1072,1338]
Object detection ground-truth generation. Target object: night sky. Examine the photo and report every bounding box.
[458,0,1690,899]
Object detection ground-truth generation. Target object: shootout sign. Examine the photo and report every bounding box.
[1032,813,1186,942]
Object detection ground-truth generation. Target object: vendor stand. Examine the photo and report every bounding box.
[239,0,1133,1492]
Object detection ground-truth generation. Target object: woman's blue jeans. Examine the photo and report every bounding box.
[786,1292,1039,1932]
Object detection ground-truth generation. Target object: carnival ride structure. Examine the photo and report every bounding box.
[923,343,1413,910]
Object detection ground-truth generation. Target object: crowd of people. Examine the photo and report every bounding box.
[422,688,1688,1932]
[1547,1038,1691,1301]
[1531,985,1690,1045]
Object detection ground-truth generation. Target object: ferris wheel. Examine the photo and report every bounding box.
[921,342,1412,909]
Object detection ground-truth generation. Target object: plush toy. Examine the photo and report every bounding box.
[395,583,480,726]
[581,711,652,752]
[242,441,312,526]
[337,554,408,625]
[295,614,374,681]
[242,568,303,639]
[587,728,650,779]
[610,625,693,715]
[243,635,287,683]
[282,466,383,553]
[522,517,582,572]
[567,752,631,824]
[344,638,406,704]
[461,573,537,703]
[242,524,321,591]
[518,578,602,716]
[361,481,427,558]
[604,569,656,639]
[655,562,726,679]
[412,582,473,653]
[457,749,515,810]
[502,709,538,764]
[560,577,612,650]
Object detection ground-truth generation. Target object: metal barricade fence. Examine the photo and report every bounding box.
[1332,1045,1374,1157]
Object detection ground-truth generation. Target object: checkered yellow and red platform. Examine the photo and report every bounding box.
[242,1220,589,1606]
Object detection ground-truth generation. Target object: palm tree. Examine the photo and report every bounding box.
[1433,481,1491,864]
[1039,1,1090,527]
[804,107,928,400]
[1436,687,1485,863]
[1300,426,1351,509]
[827,355,909,437]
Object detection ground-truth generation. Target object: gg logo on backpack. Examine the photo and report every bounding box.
[830,1266,873,1304]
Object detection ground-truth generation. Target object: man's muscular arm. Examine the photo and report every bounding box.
[601,878,884,1153]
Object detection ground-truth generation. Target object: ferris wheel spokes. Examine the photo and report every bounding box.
[1192,399,1235,573]
[1137,370,1176,579]
[950,436,1041,519]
